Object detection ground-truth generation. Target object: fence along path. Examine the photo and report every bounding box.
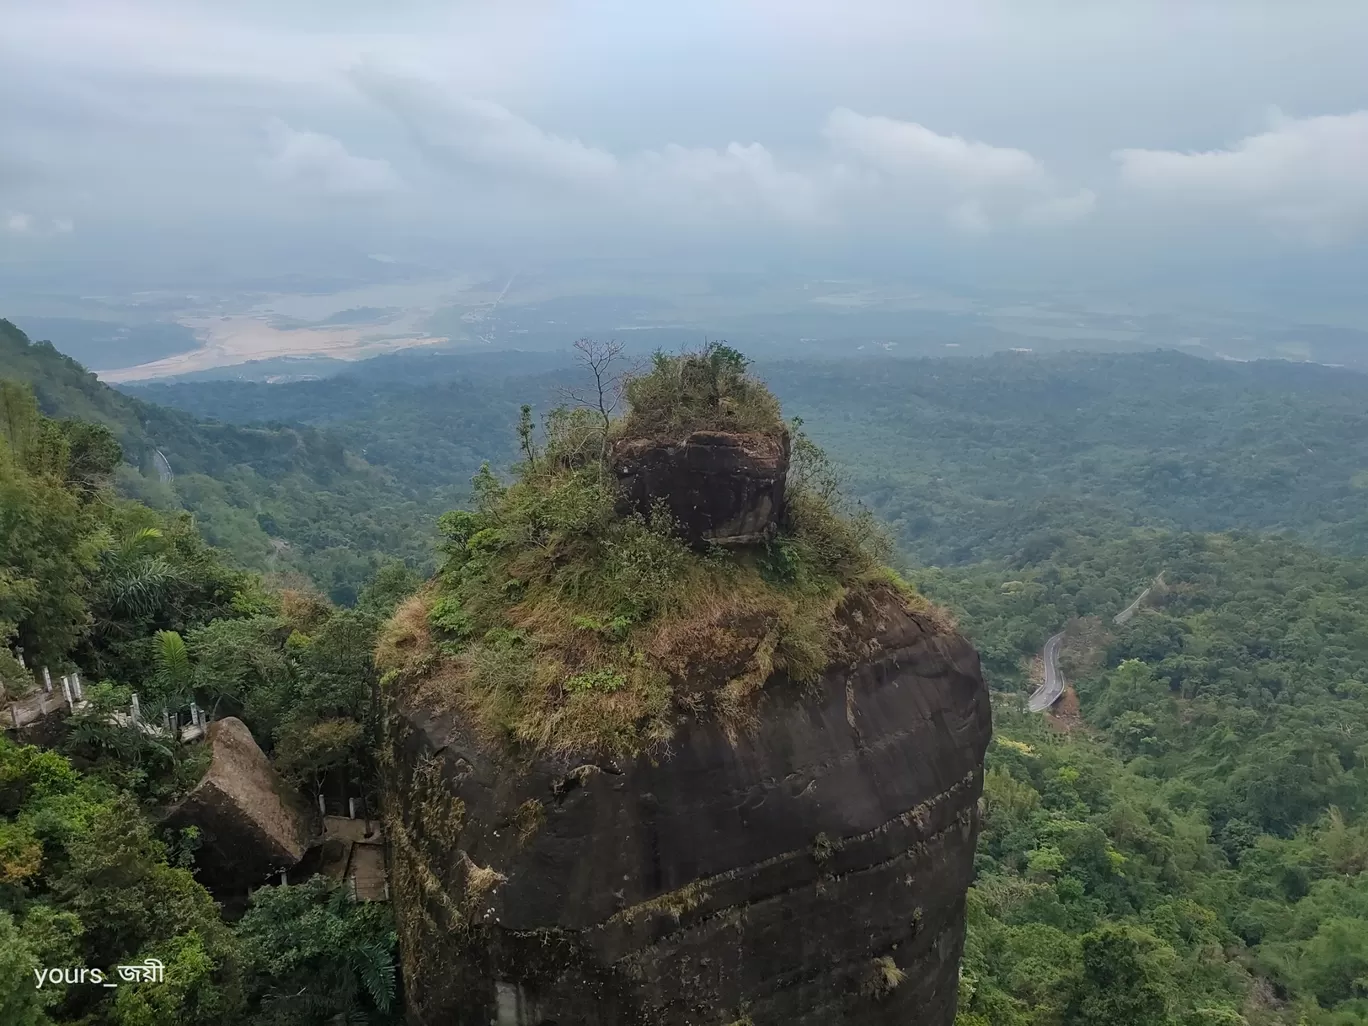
[5,657,207,742]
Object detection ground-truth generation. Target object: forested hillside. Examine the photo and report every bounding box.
[922,530,1368,1025]
[769,351,1368,564]
[1,382,410,1025]
[130,348,1368,567]
[18,328,1368,1023]
[2,320,437,601]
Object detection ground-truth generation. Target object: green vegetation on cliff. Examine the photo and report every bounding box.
[2,379,406,1025]
[616,344,785,439]
[378,347,930,757]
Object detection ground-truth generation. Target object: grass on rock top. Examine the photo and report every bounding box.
[614,344,785,441]
[376,350,949,759]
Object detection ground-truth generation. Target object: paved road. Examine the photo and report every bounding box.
[1028,574,1165,713]
[1114,571,1165,625]
[1027,631,1067,712]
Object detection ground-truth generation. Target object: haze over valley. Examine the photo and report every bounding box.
[6,5,1368,1026]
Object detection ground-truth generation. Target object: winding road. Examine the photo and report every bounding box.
[1028,572,1163,713]
[1027,631,1067,712]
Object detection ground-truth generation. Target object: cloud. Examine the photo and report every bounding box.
[1021,189,1097,226]
[262,119,403,197]
[1114,109,1368,242]
[356,69,826,225]
[823,108,1045,189]
[352,70,617,189]
[3,212,75,237]
[627,141,827,225]
[821,108,1089,232]
[356,71,1087,236]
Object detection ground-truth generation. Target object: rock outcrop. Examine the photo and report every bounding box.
[164,716,314,893]
[610,429,789,546]
[383,584,991,1025]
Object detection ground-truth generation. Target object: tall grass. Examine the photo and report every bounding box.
[616,344,784,440]
[378,351,945,758]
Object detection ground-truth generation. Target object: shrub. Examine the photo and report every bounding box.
[617,343,784,440]
[384,347,947,758]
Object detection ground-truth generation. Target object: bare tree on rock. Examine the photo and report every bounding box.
[560,337,627,475]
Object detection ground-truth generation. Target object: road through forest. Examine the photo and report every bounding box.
[1027,631,1066,712]
[1028,572,1163,712]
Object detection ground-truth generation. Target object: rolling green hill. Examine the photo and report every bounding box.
[128,346,1368,568]
[2,319,437,601]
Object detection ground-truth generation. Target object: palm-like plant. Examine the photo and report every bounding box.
[152,629,193,703]
[238,875,400,1025]
[99,527,186,622]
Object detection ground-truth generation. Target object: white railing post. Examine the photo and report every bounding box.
[131,693,141,723]
[348,797,357,820]
[61,677,74,710]
[42,667,52,694]
[317,793,327,817]
[71,672,82,700]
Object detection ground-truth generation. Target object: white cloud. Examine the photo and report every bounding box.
[356,71,1088,236]
[1021,189,1097,226]
[824,107,1045,189]
[1114,109,1368,242]
[627,141,826,225]
[2,212,76,237]
[352,70,617,189]
[820,108,1090,232]
[262,119,403,197]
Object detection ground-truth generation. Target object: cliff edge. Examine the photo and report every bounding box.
[377,345,991,1025]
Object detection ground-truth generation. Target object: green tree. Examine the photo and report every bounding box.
[236,876,398,1025]
[1062,926,1173,1026]
[0,910,50,1026]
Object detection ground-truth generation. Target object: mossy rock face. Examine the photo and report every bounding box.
[383,584,991,1026]
[610,429,790,548]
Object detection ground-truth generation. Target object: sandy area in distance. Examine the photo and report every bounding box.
[99,315,452,383]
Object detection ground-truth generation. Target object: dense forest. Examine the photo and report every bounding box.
[11,327,1368,1023]
[1,379,409,1025]
[915,532,1368,1024]
[2,320,439,602]
[130,346,1368,567]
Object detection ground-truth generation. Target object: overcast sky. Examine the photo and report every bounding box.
[2,1,1367,308]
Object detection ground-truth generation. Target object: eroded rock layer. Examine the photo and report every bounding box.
[383,587,991,1026]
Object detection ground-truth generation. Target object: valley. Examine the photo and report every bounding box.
[7,320,1368,1025]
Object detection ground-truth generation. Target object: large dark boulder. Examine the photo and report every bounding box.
[383,584,991,1026]
[610,429,789,546]
[164,717,314,893]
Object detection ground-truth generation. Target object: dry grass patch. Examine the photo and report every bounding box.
[378,347,957,760]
